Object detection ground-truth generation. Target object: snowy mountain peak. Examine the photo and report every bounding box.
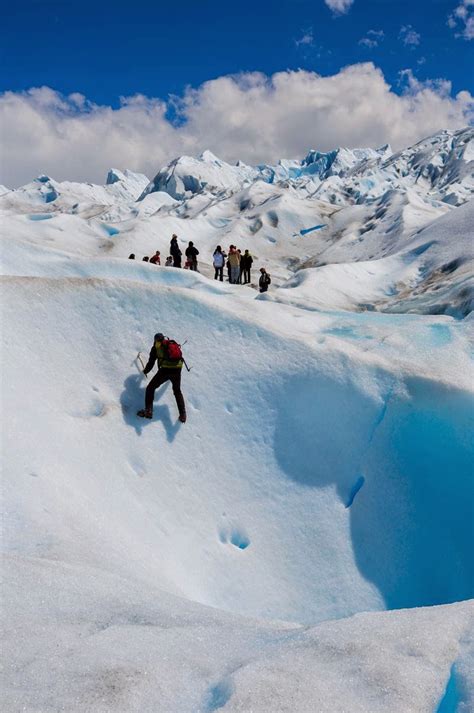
[135,128,473,208]
[376,143,393,157]
[106,168,127,185]
[199,149,222,163]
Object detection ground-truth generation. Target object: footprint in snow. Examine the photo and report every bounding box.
[205,677,234,711]
[69,398,108,419]
[219,525,250,550]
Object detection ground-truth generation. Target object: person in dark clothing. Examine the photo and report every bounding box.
[241,250,253,284]
[259,267,271,293]
[128,253,135,259]
[185,241,199,271]
[170,235,182,268]
[137,333,186,423]
[142,256,149,262]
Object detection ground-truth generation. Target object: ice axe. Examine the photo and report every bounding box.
[137,352,147,378]
[183,359,192,372]
[180,340,192,372]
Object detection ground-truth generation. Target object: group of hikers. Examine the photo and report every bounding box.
[129,235,271,293]
[129,251,164,265]
[213,244,271,292]
[129,235,199,270]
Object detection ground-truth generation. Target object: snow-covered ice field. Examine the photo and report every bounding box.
[1,128,474,712]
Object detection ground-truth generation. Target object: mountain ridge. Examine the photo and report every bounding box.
[1,127,472,317]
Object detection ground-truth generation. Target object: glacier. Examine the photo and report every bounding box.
[1,127,473,712]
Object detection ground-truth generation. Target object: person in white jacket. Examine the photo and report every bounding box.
[213,245,226,281]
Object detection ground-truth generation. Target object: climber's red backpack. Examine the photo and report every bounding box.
[161,338,183,362]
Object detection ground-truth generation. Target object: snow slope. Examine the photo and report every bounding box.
[275,199,474,316]
[2,129,474,711]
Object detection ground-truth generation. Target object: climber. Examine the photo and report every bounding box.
[137,333,187,423]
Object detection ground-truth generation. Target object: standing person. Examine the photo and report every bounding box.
[150,250,161,265]
[259,267,271,293]
[237,250,243,284]
[137,333,187,423]
[241,250,253,284]
[228,246,240,284]
[213,245,225,281]
[170,235,182,268]
[185,241,199,271]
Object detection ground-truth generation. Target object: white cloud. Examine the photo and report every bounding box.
[1,64,473,187]
[324,0,354,16]
[400,25,421,47]
[448,0,474,39]
[359,37,377,49]
[295,28,315,47]
[399,70,453,98]
[359,29,384,49]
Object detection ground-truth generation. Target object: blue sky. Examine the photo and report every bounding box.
[2,0,473,103]
[1,0,473,186]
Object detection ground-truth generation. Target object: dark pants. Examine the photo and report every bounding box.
[243,268,251,283]
[190,260,198,271]
[145,368,186,418]
[173,256,181,268]
[214,266,223,280]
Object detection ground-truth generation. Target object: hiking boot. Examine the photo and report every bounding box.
[137,408,153,419]
[179,412,187,423]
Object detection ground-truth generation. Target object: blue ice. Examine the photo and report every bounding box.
[436,664,461,713]
[273,372,474,613]
[28,213,53,221]
[102,224,120,236]
[345,476,365,508]
[323,326,373,340]
[429,324,452,347]
[43,190,58,203]
[206,679,233,711]
[302,150,338,178]
[300,224,327,236]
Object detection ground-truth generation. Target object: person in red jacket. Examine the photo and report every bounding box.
[149,250,161,265]
[137,333,186,423]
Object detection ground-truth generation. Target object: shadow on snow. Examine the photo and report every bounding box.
[120,373,181,442]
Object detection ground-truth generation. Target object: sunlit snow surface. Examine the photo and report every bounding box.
[1,129,474,712]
